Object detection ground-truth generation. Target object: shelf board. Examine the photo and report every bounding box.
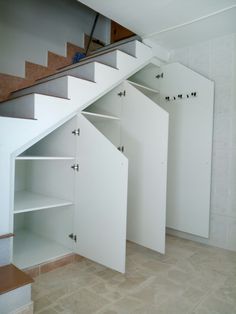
[82,111,120,121]
[16,156,75,160]
[127,80,160,93]
[13,229,72,269]
[14,191,73,214]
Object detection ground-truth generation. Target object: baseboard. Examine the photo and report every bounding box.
[23,253,84,278]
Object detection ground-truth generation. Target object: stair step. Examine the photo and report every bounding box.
[47,51,71,70]
[90,36,141,56]
[36,61,112,85]
[0,73,32,102]
[11,74,95,99]
[0,92,70,120]
[57,48,135,72]
[0,264,33,295]
[36,41,139,85]
[25,61,55,81]
[66,42,85,63]
[3,92,69,103]
[36,49,131,85]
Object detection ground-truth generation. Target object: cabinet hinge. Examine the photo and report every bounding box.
[72,128,80,136]
[71,164,79,171]
[117,90,126,97]
[68,233,77,242]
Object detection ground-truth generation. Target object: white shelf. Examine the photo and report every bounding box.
[14,191,73,214]
[16,156,75,160]
[82,111,120,121]
[13,229,72,269]
[127,80,160,93]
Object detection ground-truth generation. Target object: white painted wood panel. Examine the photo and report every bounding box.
[75,114,128,273]
[122,82,169,254]
[14,191,73,214]
[13,229,71,269]
[23,117,77,157]
[159,63,214,238]
[82,111,120,121]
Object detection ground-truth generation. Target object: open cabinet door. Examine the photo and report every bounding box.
[121,81,169,254]
[74,114,128,273]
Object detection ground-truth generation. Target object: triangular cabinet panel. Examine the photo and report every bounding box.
[74,114,128,273]
[122,81,168,253]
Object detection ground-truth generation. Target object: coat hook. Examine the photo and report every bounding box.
[156,73,164,79]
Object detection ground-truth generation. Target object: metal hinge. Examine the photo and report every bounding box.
[72,128,80,136]
[71,164,79,171]
[68,233,77,242]
[117,90,126,97]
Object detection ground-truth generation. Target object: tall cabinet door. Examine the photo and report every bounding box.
[74,114,128,273]
[121,81,169,254]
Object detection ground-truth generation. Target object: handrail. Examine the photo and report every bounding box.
[0,233,14,240]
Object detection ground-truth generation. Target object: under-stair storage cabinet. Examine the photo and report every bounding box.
[13,118,77,269]
[81,81,169,256]
[129,62,214,238]
[12,81,169,274]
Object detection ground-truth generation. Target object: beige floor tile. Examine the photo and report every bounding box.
[57,288,110,313]
[97,296,143,314]
[154,295,194,314]
[32,237,236,314]
[37,308,58,314]
[213,285,236,307]
[34,296,53,313]
[192,296,236,314]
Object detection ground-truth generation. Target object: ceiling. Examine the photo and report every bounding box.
[78,0,236,49]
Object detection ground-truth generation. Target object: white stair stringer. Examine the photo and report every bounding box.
[0,39,153,238]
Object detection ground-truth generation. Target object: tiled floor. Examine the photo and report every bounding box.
[32,235,236,314]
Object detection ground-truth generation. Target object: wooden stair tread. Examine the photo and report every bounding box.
[11,74,95,95]
[35,60,118,85]
[0,264,33,295]
[57,48,136,71]
[0,92,70,103]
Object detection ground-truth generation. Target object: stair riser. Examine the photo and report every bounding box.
[90,52,118,68]
[0,95,35,119]
[36,63,96,85]
[115,41,137,57]
[11,77,69,99]
[133,41,153,59]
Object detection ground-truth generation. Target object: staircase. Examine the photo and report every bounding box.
[0,39,153,237]
[0,34,104,102]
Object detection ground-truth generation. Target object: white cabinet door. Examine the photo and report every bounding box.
[121,81,169,254]
[159,63,214,238]
[74,114,128,273]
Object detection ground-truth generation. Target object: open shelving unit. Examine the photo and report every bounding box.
[13,117,76,269]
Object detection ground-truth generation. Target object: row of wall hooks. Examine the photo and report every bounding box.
[165,91,198,101]
[156,73,164,79]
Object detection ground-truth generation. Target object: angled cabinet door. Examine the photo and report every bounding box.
[74,114,128,273]
[121,81,169,254]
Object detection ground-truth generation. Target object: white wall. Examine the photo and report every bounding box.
[0,0,110,77]
[169,33,236,251]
